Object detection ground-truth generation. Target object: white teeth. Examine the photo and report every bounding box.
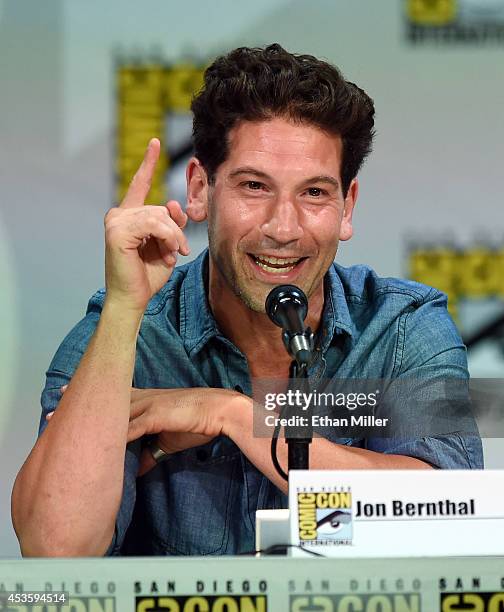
[254,255,301,265]
[251,254,304,274]
[256,261,296,274]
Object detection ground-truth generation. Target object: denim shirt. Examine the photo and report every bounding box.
[39,249,483,556]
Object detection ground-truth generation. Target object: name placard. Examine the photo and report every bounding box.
[289,469,504,557]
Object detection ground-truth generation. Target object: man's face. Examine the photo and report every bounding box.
[201,117,356,313]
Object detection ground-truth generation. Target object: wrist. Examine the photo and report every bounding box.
[221,392,253,441]
[100,298,144,341]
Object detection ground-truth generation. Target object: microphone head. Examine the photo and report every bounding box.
[265,284,308,329]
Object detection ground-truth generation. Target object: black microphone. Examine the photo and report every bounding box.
[265,285,314,367]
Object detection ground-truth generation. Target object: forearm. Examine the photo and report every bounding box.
[226,398,432,495]
[11,301,142,557]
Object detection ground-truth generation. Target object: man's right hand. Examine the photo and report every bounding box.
[104,138,190,313]
[12,138,193,557]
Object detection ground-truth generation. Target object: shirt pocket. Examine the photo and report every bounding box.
[145,441,242,556]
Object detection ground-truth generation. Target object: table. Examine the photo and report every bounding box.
[1,556,503,610]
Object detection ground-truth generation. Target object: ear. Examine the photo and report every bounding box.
[186,157,209,222]
[339,178,358,242]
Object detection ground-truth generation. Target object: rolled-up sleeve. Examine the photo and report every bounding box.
[366,289,484,469]
[39,290,139,555]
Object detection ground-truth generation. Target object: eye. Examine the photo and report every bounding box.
[307,187,325,197]
[244,181,264,190]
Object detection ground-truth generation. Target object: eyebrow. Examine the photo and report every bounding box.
[304,175,340,190]
[228,167,271,181]
[228,167,340,190]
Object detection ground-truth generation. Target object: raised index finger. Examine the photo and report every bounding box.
[121,138,161,209]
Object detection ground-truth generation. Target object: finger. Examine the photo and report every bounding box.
[131,387,149,401]
[129,397,149,420]
[142,215,181,263]
[131,387,163,401]
[148,233,178,270]
[164,204,190,256]
[155,218,190,258]
[156,243,179,270]
[119,207,189,260]
[166,200,188,230]
[127,215,181,263]
[60,385,68,393]
[121,138,161,209]
[127,412,154,443]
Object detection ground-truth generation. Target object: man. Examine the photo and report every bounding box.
[12,44,483,557]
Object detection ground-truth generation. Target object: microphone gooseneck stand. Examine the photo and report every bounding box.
[285,358,312,472]
[265,285,315,481]
[270,358,313,481]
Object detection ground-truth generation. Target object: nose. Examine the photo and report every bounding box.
[260,195,303,245]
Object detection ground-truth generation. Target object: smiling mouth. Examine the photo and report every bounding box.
[248,254,307,274]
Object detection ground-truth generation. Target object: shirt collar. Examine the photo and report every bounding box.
[317,263,354,354]
[180,249,353,357]
[180,249,220,356]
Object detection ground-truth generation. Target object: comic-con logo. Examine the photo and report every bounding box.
[136,595,267,611]
[441,592,504,611]
[290,593,421,611]
[407,0,457,25]
[297,489,352,544]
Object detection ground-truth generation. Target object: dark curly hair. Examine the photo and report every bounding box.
[191,43,375,196]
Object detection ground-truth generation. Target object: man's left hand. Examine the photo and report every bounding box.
[128,387,244,476]
[53,385,246,477]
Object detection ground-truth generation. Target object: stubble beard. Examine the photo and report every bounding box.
[207,200,266,315]
[207,224,334,315]
[207,194,338,315]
